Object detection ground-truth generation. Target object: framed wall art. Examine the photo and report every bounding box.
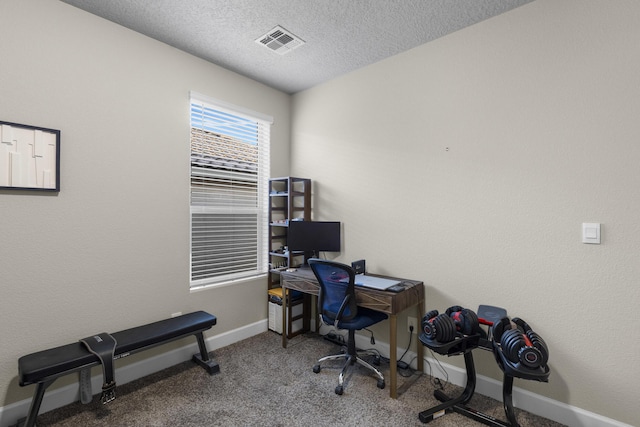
[0,120,60,192]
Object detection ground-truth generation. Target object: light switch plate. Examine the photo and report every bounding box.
[582,223,601,244]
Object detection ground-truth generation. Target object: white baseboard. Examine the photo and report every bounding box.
[1,321,631,427]
[422,356,635,427]
[353,331,633,427]
[0,320,268,427]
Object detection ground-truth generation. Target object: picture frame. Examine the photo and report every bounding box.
[0,120,60,192]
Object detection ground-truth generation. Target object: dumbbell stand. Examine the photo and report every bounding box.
[502,375,519,427]
[418,334,522,426]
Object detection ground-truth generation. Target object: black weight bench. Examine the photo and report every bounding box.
[17,311,219,427]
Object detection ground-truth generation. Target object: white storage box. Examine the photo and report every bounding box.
[268,300,304,335]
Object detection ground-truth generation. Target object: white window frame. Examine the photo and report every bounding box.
[189,92,272,289]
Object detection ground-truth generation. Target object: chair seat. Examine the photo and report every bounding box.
[322,306,388,330]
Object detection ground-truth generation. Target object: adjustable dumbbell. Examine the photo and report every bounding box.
[445,305,480,336]
[494,316,549,369]
[421,310,457,343]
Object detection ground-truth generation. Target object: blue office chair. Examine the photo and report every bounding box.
[308,258,388,395]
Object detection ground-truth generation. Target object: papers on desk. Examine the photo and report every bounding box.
[354,274,401,290]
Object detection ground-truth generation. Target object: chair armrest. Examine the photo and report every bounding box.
[333,294,352,329]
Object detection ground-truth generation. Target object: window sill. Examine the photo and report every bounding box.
[190,273,267,293]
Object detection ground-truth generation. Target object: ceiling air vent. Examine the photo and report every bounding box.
[255,25,305,55]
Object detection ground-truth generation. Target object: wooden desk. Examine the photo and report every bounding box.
[280,268,424,399]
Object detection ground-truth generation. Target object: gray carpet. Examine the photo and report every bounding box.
[35,331,565,426]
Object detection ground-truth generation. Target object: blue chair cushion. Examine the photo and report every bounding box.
[322,306,388,331]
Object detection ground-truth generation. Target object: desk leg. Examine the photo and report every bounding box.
[416,300,424,373]
[282,288,288,348]
[389,314,398,399]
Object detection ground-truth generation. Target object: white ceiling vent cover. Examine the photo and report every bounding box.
[255,25,305,55]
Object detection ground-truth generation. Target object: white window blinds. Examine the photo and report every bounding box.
[190,92,271,288]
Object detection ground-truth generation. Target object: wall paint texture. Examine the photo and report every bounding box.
[291,0,640,425]
[0,0,289,408]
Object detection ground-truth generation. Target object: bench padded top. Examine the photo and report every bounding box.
[19,311,216,386]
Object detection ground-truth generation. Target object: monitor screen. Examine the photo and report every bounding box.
[287,221,341,253]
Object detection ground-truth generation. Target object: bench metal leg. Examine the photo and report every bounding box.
[20,379,54,427]
[191,332,220,375]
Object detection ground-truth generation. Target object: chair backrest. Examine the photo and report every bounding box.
[308,259,358,323]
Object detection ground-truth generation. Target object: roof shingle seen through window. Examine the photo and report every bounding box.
[191,128,258,172]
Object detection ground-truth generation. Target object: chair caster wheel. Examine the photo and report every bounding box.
[377,379,385,389]
[335,385,344,395]
[313,364,321,373]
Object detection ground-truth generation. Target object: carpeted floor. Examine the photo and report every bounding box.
[35,331,565,426]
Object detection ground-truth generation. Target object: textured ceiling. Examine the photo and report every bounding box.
[60,0,535,94]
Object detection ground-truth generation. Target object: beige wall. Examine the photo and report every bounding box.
[0,0,289,408]
[291,0,640,425]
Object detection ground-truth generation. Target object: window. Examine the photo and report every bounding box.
[190,92,272,288]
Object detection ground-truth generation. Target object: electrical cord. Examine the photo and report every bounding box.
[323,328,347,346]
[394,326,418,377]
[426,348,449,390]
[322,320,449,387]
[325,325,422,379]
[363,327,376,345]
[397,325,414,364]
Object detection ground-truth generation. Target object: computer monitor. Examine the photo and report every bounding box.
[287,221,341,255]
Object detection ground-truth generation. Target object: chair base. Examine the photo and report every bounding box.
[313,347,386,395]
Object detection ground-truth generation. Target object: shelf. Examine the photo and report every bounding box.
[268,177,311,289]
[270,252,287,258]
[270,251,305,258]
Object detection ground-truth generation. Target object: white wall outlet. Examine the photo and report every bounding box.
[408,316,417,334]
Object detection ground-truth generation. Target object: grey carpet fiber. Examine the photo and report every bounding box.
[35,331,565,426]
